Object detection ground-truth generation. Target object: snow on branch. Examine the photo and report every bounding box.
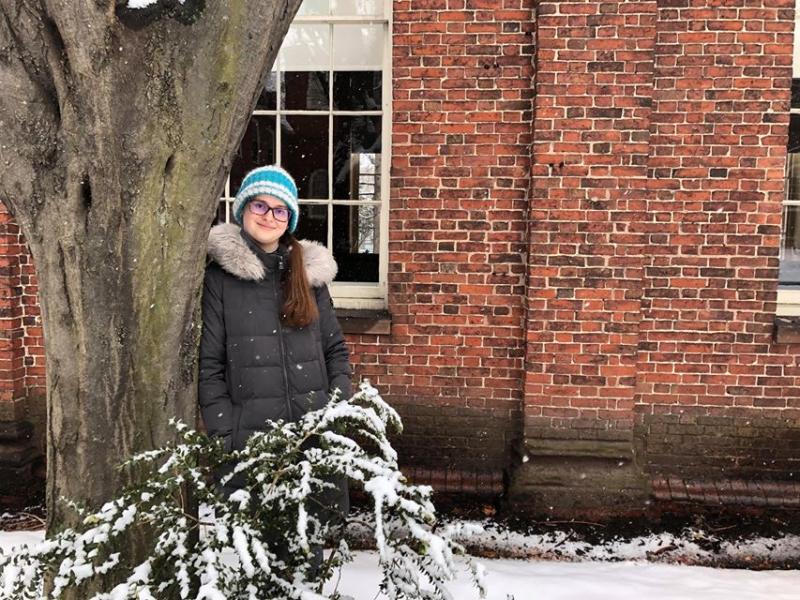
[125,0,186,8]
[0,381,486,600]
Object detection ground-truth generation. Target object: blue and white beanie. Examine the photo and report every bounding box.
[233,165,299,232]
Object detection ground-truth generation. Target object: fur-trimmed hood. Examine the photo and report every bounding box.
[207,223,337,287]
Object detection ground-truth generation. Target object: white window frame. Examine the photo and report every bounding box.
[779,6,800,315]
[221,0,392,310]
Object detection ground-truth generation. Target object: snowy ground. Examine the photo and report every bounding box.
[3,529,800,600]
[442,520,800,566]
[336,552,800,600]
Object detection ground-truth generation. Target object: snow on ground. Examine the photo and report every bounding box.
[3,529,799,600]
[332,552,800,600]
[445,520,800,565]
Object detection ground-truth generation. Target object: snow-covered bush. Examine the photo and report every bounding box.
[0,381,486,600]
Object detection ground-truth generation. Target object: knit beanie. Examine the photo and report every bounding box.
[233,165,300,233]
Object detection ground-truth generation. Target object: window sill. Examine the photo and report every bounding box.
[774,316,800,343]
[336,308,391,335]
[776,289,800,316]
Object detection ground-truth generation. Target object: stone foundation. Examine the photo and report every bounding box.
[507,438,650,518]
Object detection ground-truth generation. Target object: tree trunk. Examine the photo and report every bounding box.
[0,0,302,594]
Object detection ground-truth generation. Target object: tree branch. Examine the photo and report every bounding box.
[0,1,61,225]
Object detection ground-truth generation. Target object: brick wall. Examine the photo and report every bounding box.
[0,202,45,506]
[636,0,800,481]
[525,0,800,487]
[20,231,45,402]
[525,0,655,443]
[352,0,535,480]
[0,205,27,423]
[0,203,45,426]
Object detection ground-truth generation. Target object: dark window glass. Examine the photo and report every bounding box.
[792,79,800,110]
[294,204,328,246]
[333,71,382,110]
[782,130,800,286]
[332,116,381,200]
[281,115,329,199]
[790,114,800,154]
[255,72,279,110]
[332,204,379,282]
[782,111,800,285]
[780,204,800,285]
[283,72,329,110]
[230,115,277,193]
[215,200,230,225]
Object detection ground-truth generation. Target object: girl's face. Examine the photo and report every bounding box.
[242,195,290,252]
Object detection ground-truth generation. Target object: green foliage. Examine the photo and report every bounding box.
[0,382,486,600]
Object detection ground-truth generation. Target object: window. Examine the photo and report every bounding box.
[220,0,391,309]
[780,6,800,314]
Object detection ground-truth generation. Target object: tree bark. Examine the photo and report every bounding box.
[0,0,302,594]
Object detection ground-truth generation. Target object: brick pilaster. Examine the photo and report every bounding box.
[510,0,658,515]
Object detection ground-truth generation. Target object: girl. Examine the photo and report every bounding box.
[198,164,352,509]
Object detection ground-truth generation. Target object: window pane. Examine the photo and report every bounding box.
[333,71,381,110]
[333,116,382,200]
[788,150,800,201]
[780,204,800,285]
[215,200,231,225]
[791,114,800,153]
[298,0,329,16]
[791,79,800,110]
[256,72,279,110]
[333,24,383,70]
[281,24,330,72]
[230,115,277,194]
[295,204,328,245]
[281,115,329,199]
[332,0,383,16]
[333,204,379,282]
[283,72,329,110]
[782,147,800,285]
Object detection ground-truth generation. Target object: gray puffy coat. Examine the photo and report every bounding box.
[198,223,352,453]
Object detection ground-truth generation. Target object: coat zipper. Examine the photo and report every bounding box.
[273,257,292,421]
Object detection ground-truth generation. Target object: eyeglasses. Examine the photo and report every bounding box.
[248,201,290,222]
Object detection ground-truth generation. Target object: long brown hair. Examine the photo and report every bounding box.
[281,232,319,328]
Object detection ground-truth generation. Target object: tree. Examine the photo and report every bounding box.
[0,0,302,582]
